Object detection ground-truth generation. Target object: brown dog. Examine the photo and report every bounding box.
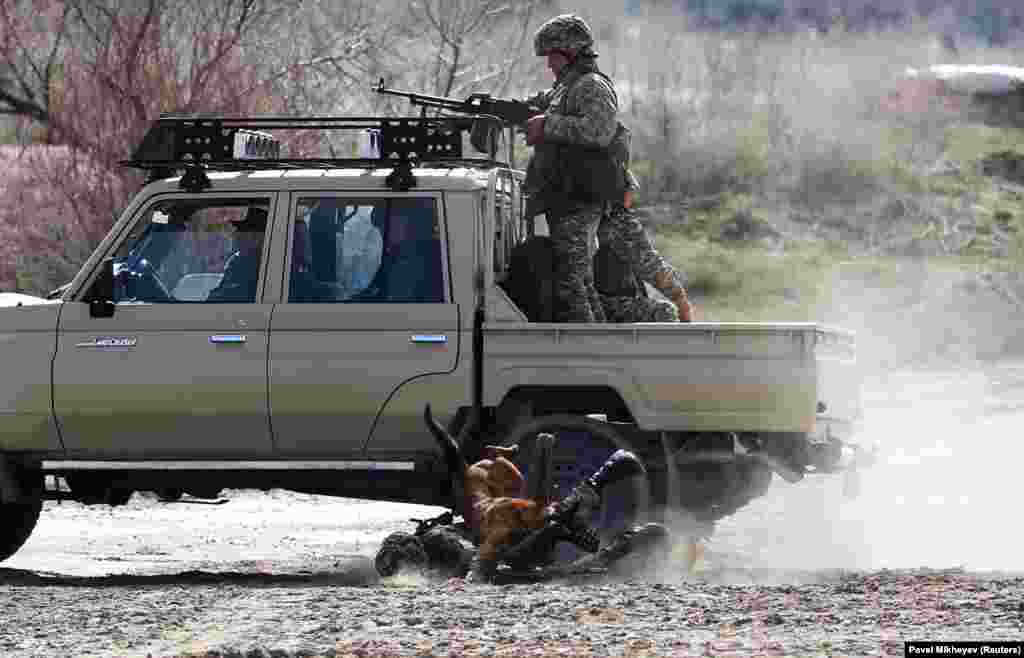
[424,406,549,565]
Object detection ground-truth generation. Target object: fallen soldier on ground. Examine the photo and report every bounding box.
[373,406,675,583]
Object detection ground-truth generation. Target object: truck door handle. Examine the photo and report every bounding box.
[210,334,247,344]
[410,334,447,344]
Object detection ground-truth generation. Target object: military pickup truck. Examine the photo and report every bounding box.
[0,116,865,562]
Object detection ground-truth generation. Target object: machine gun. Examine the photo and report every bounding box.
[375,78,539,127]
[375,79,540,164]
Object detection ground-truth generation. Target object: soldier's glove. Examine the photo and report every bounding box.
[676,292,693,323]
[526,115,546,146]
[653,271,693,322]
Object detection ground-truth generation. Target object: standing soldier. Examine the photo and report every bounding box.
[523,14,621,323]
[523,13,693,323]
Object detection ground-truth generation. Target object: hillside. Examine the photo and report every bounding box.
[645,121,1024,366]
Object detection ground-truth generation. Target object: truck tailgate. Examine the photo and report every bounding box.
[482,322,859,436]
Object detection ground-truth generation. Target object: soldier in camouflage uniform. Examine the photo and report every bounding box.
[523,14,618,323]
[524,14,692,323]
[600,293,677,323]
[599,203,694,321]
[374,407,664,583]
[596,93,692,321]
[594,232,679,323]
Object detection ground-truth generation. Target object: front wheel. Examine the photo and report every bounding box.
[0,470,43,562]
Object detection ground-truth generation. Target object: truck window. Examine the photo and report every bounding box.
[287,197,444,303]
[110,199,270,304]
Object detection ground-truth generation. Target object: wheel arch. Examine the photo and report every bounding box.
[497,385,637,425]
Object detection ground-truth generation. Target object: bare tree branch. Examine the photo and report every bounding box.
[495,0,537,97]
[0,89,47,122]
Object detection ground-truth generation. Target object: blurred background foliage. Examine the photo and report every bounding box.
[1,0,1022,317]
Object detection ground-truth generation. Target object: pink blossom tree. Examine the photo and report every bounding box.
[0,0,543,293]
[0,0,288,293]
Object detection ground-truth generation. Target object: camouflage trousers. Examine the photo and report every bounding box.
[548,204,606,323]
[599,204,686,297]
[600,295,678,323]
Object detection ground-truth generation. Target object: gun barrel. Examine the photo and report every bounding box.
[373,78,535,130]
[375,78,464,111]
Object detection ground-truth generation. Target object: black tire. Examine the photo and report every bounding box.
[501,414,649,561]
[667,450,774,525]
[0,470,43,562]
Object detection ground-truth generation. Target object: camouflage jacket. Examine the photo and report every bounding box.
[524,58,633,208]
[526,57,618,148]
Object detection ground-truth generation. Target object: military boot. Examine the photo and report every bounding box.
[654,270,693,322]
[545,522,671,577]
[547,449,646,527]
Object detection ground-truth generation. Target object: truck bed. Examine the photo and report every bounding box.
[482,321,860,439]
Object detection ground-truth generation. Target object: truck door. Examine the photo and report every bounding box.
[53,195,277,457]
[269,193,459,456]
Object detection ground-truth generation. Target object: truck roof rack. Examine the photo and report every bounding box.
[122,114,506,192]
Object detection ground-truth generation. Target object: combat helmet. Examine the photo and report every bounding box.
[534,14,594,56]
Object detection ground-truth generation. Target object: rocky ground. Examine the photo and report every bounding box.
[2,366,1023,658]
[3,560,1023,658]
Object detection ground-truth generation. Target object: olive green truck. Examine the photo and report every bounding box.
[0,116,865,562]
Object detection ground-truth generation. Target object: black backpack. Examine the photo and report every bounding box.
[500,236,644,322]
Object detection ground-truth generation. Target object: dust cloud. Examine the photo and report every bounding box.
[707,363,1024,575]
[697,248,1022,576]
[677,253,1021,576]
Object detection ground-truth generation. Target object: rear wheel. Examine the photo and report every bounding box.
[672,455,773,523]
[0,470,43,562]
[502,414,649,560]
[650,432,774,528]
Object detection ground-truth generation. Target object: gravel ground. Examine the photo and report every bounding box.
[3,562,1024,658]
[2,364,1023,658]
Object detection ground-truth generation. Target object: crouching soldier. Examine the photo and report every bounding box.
[594,236,679,323]
[599,196,694,322]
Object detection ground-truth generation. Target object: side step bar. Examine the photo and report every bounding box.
[41,460,416,471]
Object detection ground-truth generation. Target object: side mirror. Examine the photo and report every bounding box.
[88,257,116,319]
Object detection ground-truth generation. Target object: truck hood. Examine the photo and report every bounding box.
[0,292,60,307]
